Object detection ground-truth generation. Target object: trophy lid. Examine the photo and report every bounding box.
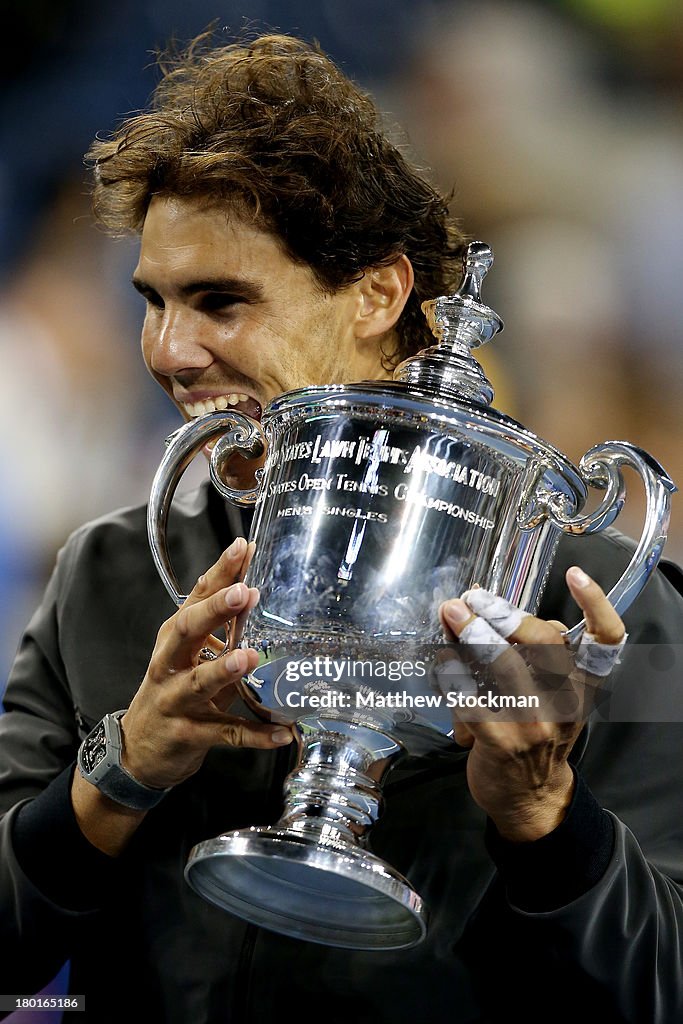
[393,241,503,406]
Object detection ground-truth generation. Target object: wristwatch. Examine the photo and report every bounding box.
[77,710,170,811]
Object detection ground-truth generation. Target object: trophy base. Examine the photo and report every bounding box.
[185,824,427,949]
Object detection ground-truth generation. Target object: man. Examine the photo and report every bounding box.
[1,32,682,1024]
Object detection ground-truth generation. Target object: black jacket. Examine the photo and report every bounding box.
[2,482,683,1023]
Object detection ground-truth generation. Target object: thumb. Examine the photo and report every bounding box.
[453,720,475,749]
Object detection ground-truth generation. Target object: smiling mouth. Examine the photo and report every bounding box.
[181,393,263,421]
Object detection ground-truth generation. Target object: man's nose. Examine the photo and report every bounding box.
[146,307,214,377]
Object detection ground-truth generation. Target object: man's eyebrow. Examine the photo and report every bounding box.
[131,276,263,301]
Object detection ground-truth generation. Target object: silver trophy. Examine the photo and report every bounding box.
[148,242,675,950]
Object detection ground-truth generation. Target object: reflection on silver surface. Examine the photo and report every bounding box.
[148,242,676,949]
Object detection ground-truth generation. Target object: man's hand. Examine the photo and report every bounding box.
[439,566,625,843]
[120,536,292,791]
[72,537,292,855]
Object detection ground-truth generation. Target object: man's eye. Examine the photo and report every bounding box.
[201,293,243,312]
[139,289,164,310]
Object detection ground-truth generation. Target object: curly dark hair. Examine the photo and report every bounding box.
[87,31,466,363]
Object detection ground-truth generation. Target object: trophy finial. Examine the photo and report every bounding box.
[458,240,494,303]
[394,240,504,406]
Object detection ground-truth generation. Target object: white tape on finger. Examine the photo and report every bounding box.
[574,631,628,677]
[460,589,528,638]
[459,616,510,664]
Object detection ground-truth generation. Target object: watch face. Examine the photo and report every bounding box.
[81,722,107,773]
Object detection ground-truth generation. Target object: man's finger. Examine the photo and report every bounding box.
[159,583,255,671]
[565,566,625,644]
[183,537,250,609]
[183,646,260,705]
[458,588,528,638]
[460,587,568,648]
[439,599,539,719]
[457,589,571,677]
[441,597,583,726]
[439,598,475,639]
[214,717,294,750]
[185,712,294,750]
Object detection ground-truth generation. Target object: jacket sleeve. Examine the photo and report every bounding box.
[0,536,122,997]
[0,487,228,1005]
[467,531,683,1023]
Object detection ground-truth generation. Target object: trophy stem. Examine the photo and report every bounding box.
[278,724,386,843]
[185,721,427,949]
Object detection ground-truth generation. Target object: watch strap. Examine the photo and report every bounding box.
[78,710,170,811]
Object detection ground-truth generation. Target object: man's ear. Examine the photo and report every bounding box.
[354,255,414,340]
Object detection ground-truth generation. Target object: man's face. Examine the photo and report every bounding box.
[134,196,392,431]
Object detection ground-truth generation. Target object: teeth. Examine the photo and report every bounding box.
[182,393,251,418]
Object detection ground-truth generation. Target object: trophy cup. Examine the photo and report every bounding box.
[148,242,675,950]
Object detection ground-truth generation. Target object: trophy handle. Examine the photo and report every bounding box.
[148,412,266,606]
[545,441,677,643]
